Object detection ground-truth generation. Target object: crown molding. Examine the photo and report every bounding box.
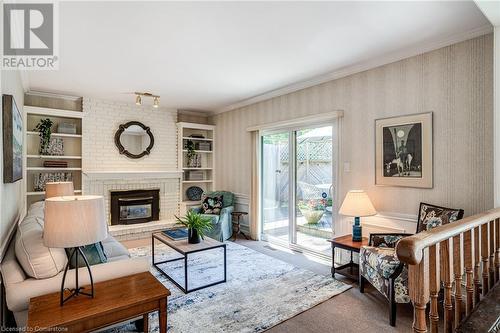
[26,90,82,101]
[213,24,493,115]
[178,109,210,117]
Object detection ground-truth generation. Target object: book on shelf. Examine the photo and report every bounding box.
[43,161,68,168]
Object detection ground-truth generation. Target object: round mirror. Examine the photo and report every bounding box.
[114,121,154,159]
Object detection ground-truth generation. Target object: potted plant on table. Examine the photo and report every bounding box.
[175,210,213,244]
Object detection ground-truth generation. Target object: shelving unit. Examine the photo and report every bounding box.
[177,122,215,213]
[25,106,83,206]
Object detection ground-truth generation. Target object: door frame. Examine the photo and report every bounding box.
[259,119,341,259]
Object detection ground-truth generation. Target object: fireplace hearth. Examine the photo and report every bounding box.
[110,189,160,225]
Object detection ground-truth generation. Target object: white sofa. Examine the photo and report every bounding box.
[0,202,149,327]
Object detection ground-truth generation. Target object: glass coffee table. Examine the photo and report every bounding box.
[152,232,227,293]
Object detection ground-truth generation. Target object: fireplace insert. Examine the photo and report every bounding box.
[110,189,160,225]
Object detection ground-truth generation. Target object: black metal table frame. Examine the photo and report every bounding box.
[152,234,227,293]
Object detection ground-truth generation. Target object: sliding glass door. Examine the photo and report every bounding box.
[261,131,290,242]
[261,124,335,257]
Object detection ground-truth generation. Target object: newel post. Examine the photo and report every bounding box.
[409,248,430,333]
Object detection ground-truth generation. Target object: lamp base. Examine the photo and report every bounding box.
[352,217,362,242]
[60,247,95,306]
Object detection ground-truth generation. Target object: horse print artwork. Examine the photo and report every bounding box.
[375,112,433,188]
[383,123,421,178]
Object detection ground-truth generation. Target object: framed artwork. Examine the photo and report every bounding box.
[2,94,23,183]
[375,112,433,188]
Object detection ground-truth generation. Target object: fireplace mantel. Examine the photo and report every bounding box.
[83,170,182,180]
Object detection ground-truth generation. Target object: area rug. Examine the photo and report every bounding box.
[110,241,350,333]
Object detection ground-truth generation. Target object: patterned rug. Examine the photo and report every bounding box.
[109,241,350,333]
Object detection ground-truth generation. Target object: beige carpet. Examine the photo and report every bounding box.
[122,237,414,333]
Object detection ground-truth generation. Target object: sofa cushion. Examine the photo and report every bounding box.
[101,236,130,259]
[66,242,108,268]
[14,215,67,279]
[27,200,44,218]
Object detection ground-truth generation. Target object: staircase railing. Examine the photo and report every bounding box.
[396,208,500,333]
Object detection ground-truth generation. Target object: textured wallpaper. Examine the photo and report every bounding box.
[212,34,494,217]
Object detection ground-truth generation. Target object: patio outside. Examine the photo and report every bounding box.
[262,126,334,257]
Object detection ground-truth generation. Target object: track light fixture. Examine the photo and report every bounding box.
[134,92,160,108]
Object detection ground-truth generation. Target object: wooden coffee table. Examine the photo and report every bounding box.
[327,234,369,281]
[27,272,170,333]
[152,232,227,293]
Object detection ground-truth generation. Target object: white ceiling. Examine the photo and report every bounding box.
[26,1,491,112]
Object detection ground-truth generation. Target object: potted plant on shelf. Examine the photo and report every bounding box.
[175,210,213,244]
[34,118,53,155]
[297,198,328,224]
[186,140,198,167]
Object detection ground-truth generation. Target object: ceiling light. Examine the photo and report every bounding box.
[134,92,159,108]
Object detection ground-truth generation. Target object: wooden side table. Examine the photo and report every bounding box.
[27,272,170,333]
[231,211,249,240]
[327,234,368,281]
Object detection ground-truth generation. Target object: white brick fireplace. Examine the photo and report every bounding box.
[81,98,182,239]
[83,171,182,224]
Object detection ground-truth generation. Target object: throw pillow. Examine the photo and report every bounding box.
[66,242,107,269]
[202,195,223,215]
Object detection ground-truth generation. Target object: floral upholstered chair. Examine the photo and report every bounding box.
[359,203,464,327]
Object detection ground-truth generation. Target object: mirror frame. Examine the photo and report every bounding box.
[114,121,154,159]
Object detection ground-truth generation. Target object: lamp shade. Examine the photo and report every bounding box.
[43,195,107,248]
[45,182,74,198]
[339,190,377,217]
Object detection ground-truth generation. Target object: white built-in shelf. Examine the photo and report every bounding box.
[182,180,213,184]
[182,137,213,142]
[182,150,212,153]
[27,155,82,159]
[182,167,213,170]
[25,106,84,119]
[27,131,82,138]
[27,167,82,171]
[27,190,82,196]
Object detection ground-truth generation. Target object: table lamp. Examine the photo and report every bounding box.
[339,190,376,241]
[44,195,107,306]
[45,181,74,198]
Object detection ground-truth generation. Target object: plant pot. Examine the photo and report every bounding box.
[299,208,324,224]
[188,228,201,244]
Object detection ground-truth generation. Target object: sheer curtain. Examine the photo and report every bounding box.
[249,131,261,240]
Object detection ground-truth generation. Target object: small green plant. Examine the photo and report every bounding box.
[175,210,213,239]
[186,140,196,159]
[34,118,53,154]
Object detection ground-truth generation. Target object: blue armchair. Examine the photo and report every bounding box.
[191,191,234,241]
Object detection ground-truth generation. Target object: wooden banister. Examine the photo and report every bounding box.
[396,208,500,265]
[396,208,500,333]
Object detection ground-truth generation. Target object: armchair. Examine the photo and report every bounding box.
[191,191,235,241]
[359,203,464,327]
